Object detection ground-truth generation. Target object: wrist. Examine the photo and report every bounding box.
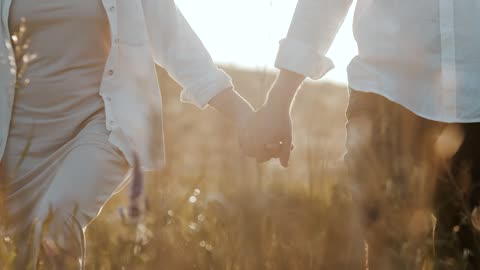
[266,69,305,111]
[266,85,295,112]
[209,87,255,127]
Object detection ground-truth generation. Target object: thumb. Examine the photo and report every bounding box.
[279,136,292,168]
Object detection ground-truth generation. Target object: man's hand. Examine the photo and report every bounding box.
[209,69,304,167]
[239,99,293,167]
[240,70,305,167]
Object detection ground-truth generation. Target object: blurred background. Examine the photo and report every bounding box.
[85,1,362,269]
[175,0,358,85]
[84,1,362,269]
[0,1,464,269]
[87,67,350,269]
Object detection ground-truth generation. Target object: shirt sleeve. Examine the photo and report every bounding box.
[275,0,354,80]
[141,0,233,109]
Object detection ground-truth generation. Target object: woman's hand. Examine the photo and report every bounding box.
[239,99,293,167]
[239,69,305,167]
[240,70,305,167]
[208,87,255,132]
[209,67,305,167]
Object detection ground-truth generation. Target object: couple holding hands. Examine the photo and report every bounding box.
[1,0,479,269]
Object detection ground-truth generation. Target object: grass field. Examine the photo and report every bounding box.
[84,66,353,270]
[1,66,466,269]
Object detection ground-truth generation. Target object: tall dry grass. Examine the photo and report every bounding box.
[84,66,352,270]
[1,65,477,269]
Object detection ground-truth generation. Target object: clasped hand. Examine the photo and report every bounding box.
[209,70,303,168]
[238,98,294,168]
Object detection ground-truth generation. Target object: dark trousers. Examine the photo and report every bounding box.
[327,90,480,270]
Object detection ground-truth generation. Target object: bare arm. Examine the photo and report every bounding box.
[266,69,306,112]
[239,0,353,166]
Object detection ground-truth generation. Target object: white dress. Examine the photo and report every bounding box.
[0,0,130,268]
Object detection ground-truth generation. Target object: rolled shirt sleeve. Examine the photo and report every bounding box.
[275,0,353,80]
[178,68,233,109]
[142,0,233,109]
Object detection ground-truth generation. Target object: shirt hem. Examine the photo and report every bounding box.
[348,83,480,124]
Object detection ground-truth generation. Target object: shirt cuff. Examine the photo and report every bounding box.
[275,38,335,80]
[180,68,234,109]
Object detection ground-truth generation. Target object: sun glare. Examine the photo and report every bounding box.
[175,0,358,84]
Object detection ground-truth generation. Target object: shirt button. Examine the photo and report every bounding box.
[114,38,120,44]
[106,96,112,102]
[107,70,114,76]
[109,6,115,12]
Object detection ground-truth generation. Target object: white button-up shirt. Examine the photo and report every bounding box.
[276,0,480,123]
[0,0,233,170]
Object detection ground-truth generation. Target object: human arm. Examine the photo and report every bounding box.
[241,0,354,166]
[141,0,255,128]
[142,0,236,109]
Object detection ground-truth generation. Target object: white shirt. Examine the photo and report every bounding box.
[275,0,480,123]
[0,0,233,170]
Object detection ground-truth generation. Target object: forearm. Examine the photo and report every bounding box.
[208,88,255,126]
[267,69,306,111]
